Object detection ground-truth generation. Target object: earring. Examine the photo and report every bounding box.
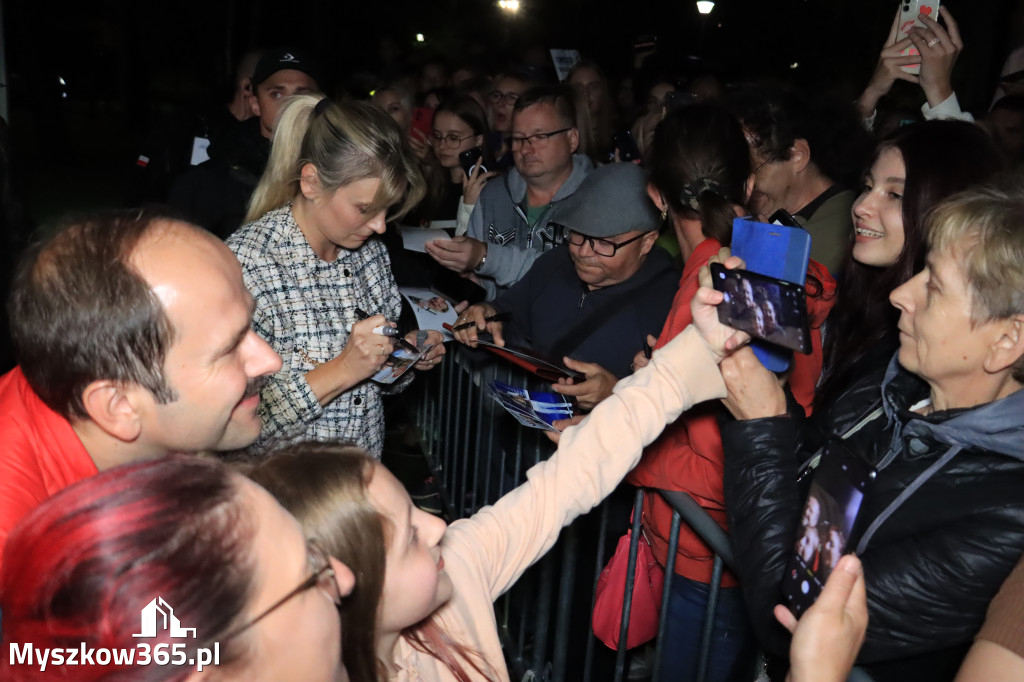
[660,207,668,222]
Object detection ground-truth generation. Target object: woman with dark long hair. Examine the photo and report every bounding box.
[422,95,496,230]
[815,120,1004,412]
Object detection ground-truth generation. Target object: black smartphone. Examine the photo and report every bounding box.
[459,147,486,177]
[710,263,812,354]
[610,130,642,163]
[768,209,803,229]
[783,440,875,617]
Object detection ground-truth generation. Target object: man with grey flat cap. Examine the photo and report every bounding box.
[454,162,679,409]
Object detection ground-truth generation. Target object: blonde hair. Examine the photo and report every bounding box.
[246,95,426,223]
[927,178,1024,381]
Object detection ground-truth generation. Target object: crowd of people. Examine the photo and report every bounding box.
[1,4,1024,682]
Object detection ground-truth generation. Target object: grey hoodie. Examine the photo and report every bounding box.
[467,153,594,299]
[854,356,1024,554]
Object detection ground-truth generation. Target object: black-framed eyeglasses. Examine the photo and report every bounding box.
[430,131,476,147]
[506,128,573,150]
[752,156,774,175]
[566,230,647,257]
[223,539,341,639]
[488,90,520,104]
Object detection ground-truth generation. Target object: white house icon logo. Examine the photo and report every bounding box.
[132,597,197,638]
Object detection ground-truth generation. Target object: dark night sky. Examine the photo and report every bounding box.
[1,0,1020,223]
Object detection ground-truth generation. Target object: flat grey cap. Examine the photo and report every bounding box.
[555,162,661,239]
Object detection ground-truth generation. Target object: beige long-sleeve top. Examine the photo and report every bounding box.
[391,325,728,681]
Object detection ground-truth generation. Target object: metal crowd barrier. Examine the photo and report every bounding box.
[412,343,740,682]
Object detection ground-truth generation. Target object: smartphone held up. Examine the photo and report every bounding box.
[896,0,941,75]
[459,147,486,178]
[710,263,812,354]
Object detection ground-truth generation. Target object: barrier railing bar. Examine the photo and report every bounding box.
[613,488,646,682]
[551,523,578,682]
[533,553,555,672]
[582,501,610,682]
[696,554,725,682]
[652,507,683,681]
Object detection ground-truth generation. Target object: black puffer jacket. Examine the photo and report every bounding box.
[722,356,1024,682]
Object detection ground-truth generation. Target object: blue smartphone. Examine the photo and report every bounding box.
[731,217,811,371]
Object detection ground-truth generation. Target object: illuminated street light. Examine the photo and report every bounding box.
[498,0,520,12]
[416,33,425,42]
[696,1,715,14]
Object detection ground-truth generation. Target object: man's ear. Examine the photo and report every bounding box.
[567,127,580,154]
[247,86,261,119]
[299,163,321,200]
[79,381,143,443]
[984,316,1024,376]
[646,183,667,213]
[639,230,659,256]
[789,138,812,174]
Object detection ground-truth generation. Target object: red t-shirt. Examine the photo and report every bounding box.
[0,367,98,574]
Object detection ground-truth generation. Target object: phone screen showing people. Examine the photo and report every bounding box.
[784,441,875,617]
[710,263,811,354]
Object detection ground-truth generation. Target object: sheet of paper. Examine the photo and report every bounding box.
[400,287,458,341]
[400,226,451,253]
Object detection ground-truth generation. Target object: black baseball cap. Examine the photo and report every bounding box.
[251,48,324,90]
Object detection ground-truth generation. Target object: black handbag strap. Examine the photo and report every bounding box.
[548,289,639,361]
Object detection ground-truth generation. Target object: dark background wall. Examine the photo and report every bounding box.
[1,0,1019,227]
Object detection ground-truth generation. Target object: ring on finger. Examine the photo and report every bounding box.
[927,37,940,47]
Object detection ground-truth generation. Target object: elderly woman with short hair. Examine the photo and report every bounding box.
[720,179,1024,682]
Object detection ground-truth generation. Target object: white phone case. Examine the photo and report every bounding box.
[897,0,941,75]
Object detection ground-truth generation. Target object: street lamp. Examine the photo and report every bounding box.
[498,0,520,13]
[696,1,714,14]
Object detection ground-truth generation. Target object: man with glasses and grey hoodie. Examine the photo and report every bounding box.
[426,85,593,300]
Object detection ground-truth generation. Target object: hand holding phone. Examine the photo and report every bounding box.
[411,107,435,140]
[710,263,811,354]
[896,0,941,75]
[459,147,486,178]
[610,130,641,163]
[783,441,875,617]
